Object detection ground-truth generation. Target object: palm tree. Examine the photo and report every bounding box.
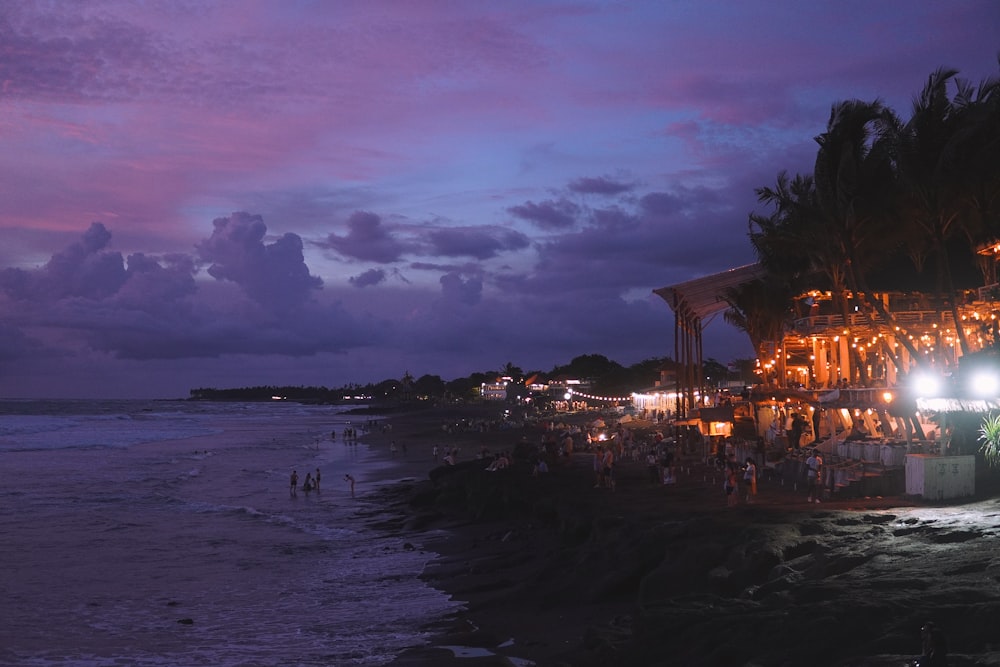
[890,67,992,356]
[500,362,524,382]
[812,99,926,372]
[749,168,879,382]
[950,64,1000,286]
[723,278,794,385]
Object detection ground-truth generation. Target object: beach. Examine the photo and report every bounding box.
[352,404,1000,667]
[4,399,1000,666]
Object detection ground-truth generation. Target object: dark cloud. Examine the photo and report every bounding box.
[590,206,639,232]
[325,211,409,263]
[639,192,685,217]
[439,272,482,305]
[426,226,530,259]
[567,176,635,196]
[349,268,386,288]
[0,321,44,362]
[77,290,382,361]
[196,212,322,310]
[494,180,755,303]
[0,222,126,301]
[507,198,580,229]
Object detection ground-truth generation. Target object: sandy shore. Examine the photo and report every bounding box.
[349,403,1000,667]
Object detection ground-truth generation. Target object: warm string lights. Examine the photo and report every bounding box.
[761,295,1000,385]
[566,388,632,403]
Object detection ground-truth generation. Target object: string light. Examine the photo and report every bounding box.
[566,388,631,402]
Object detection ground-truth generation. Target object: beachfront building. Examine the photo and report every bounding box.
[775,287,1000,391]
[481,377,512,401]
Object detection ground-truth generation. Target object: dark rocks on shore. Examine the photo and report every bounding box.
[400,447,1000,666]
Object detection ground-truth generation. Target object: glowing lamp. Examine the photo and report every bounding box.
[912,374,942,397]
[969,372,1000,398]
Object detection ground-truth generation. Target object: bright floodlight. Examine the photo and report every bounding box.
[969,371,1000,398]
[912,373,941,397]
[564,392,572,400]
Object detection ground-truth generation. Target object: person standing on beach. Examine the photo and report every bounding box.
[743,457,757,503]
[390,441,398,456]
[790,413,805,450]
[344,474,355,498]
[916,621,948,666]
[725,463,739,507]
[314,468,321,492]
[432,445,439,461]
[646,452,660,484]
[600,447,614,489]
[290,470,298,496]
[806,449,823,503]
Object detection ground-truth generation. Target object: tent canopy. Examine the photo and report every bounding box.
[654,264,764,322]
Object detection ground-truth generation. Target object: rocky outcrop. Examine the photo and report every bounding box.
[402,454,1000,666]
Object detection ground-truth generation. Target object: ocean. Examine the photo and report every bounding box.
[0,399,459,666]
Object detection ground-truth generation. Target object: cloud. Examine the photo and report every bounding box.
[507,198,581,230]
[349,268,386,288]
[440,272,482,305]
[0,222,126,301]
[567,176,635,196]
[0,5,161,103]
[114,252,198,312]
[426,226,530,259]
[196,212,322,310]
[325,211,409,263]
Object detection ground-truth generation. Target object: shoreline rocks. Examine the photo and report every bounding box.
[369,407,1000,666]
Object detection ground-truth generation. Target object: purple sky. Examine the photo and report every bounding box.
[1,1,998,399]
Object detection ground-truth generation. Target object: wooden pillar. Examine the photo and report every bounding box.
[695,318,704,405]
[813,338,828,387]
[673,297,681,418]
[839,335,851,383]
[885,335,898,386]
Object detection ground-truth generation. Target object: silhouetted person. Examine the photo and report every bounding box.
[916,621,947,667]
[789,413,805,450]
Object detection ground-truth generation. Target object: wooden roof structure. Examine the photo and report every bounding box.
[653,264,764,323]
[653,264,763,419]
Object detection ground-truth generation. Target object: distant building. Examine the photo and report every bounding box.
[481,376,511,401]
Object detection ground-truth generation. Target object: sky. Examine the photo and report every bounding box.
[1,1,998,399]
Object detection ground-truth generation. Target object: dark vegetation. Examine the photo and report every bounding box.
[188,354,754,403]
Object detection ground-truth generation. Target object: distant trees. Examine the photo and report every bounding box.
[413,374,446,398]
[188,353,685,403]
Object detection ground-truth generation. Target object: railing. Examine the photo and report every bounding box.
[979,284,1000,301]
[792,310,953,334]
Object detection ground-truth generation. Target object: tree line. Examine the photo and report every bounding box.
[189,354,757,403]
